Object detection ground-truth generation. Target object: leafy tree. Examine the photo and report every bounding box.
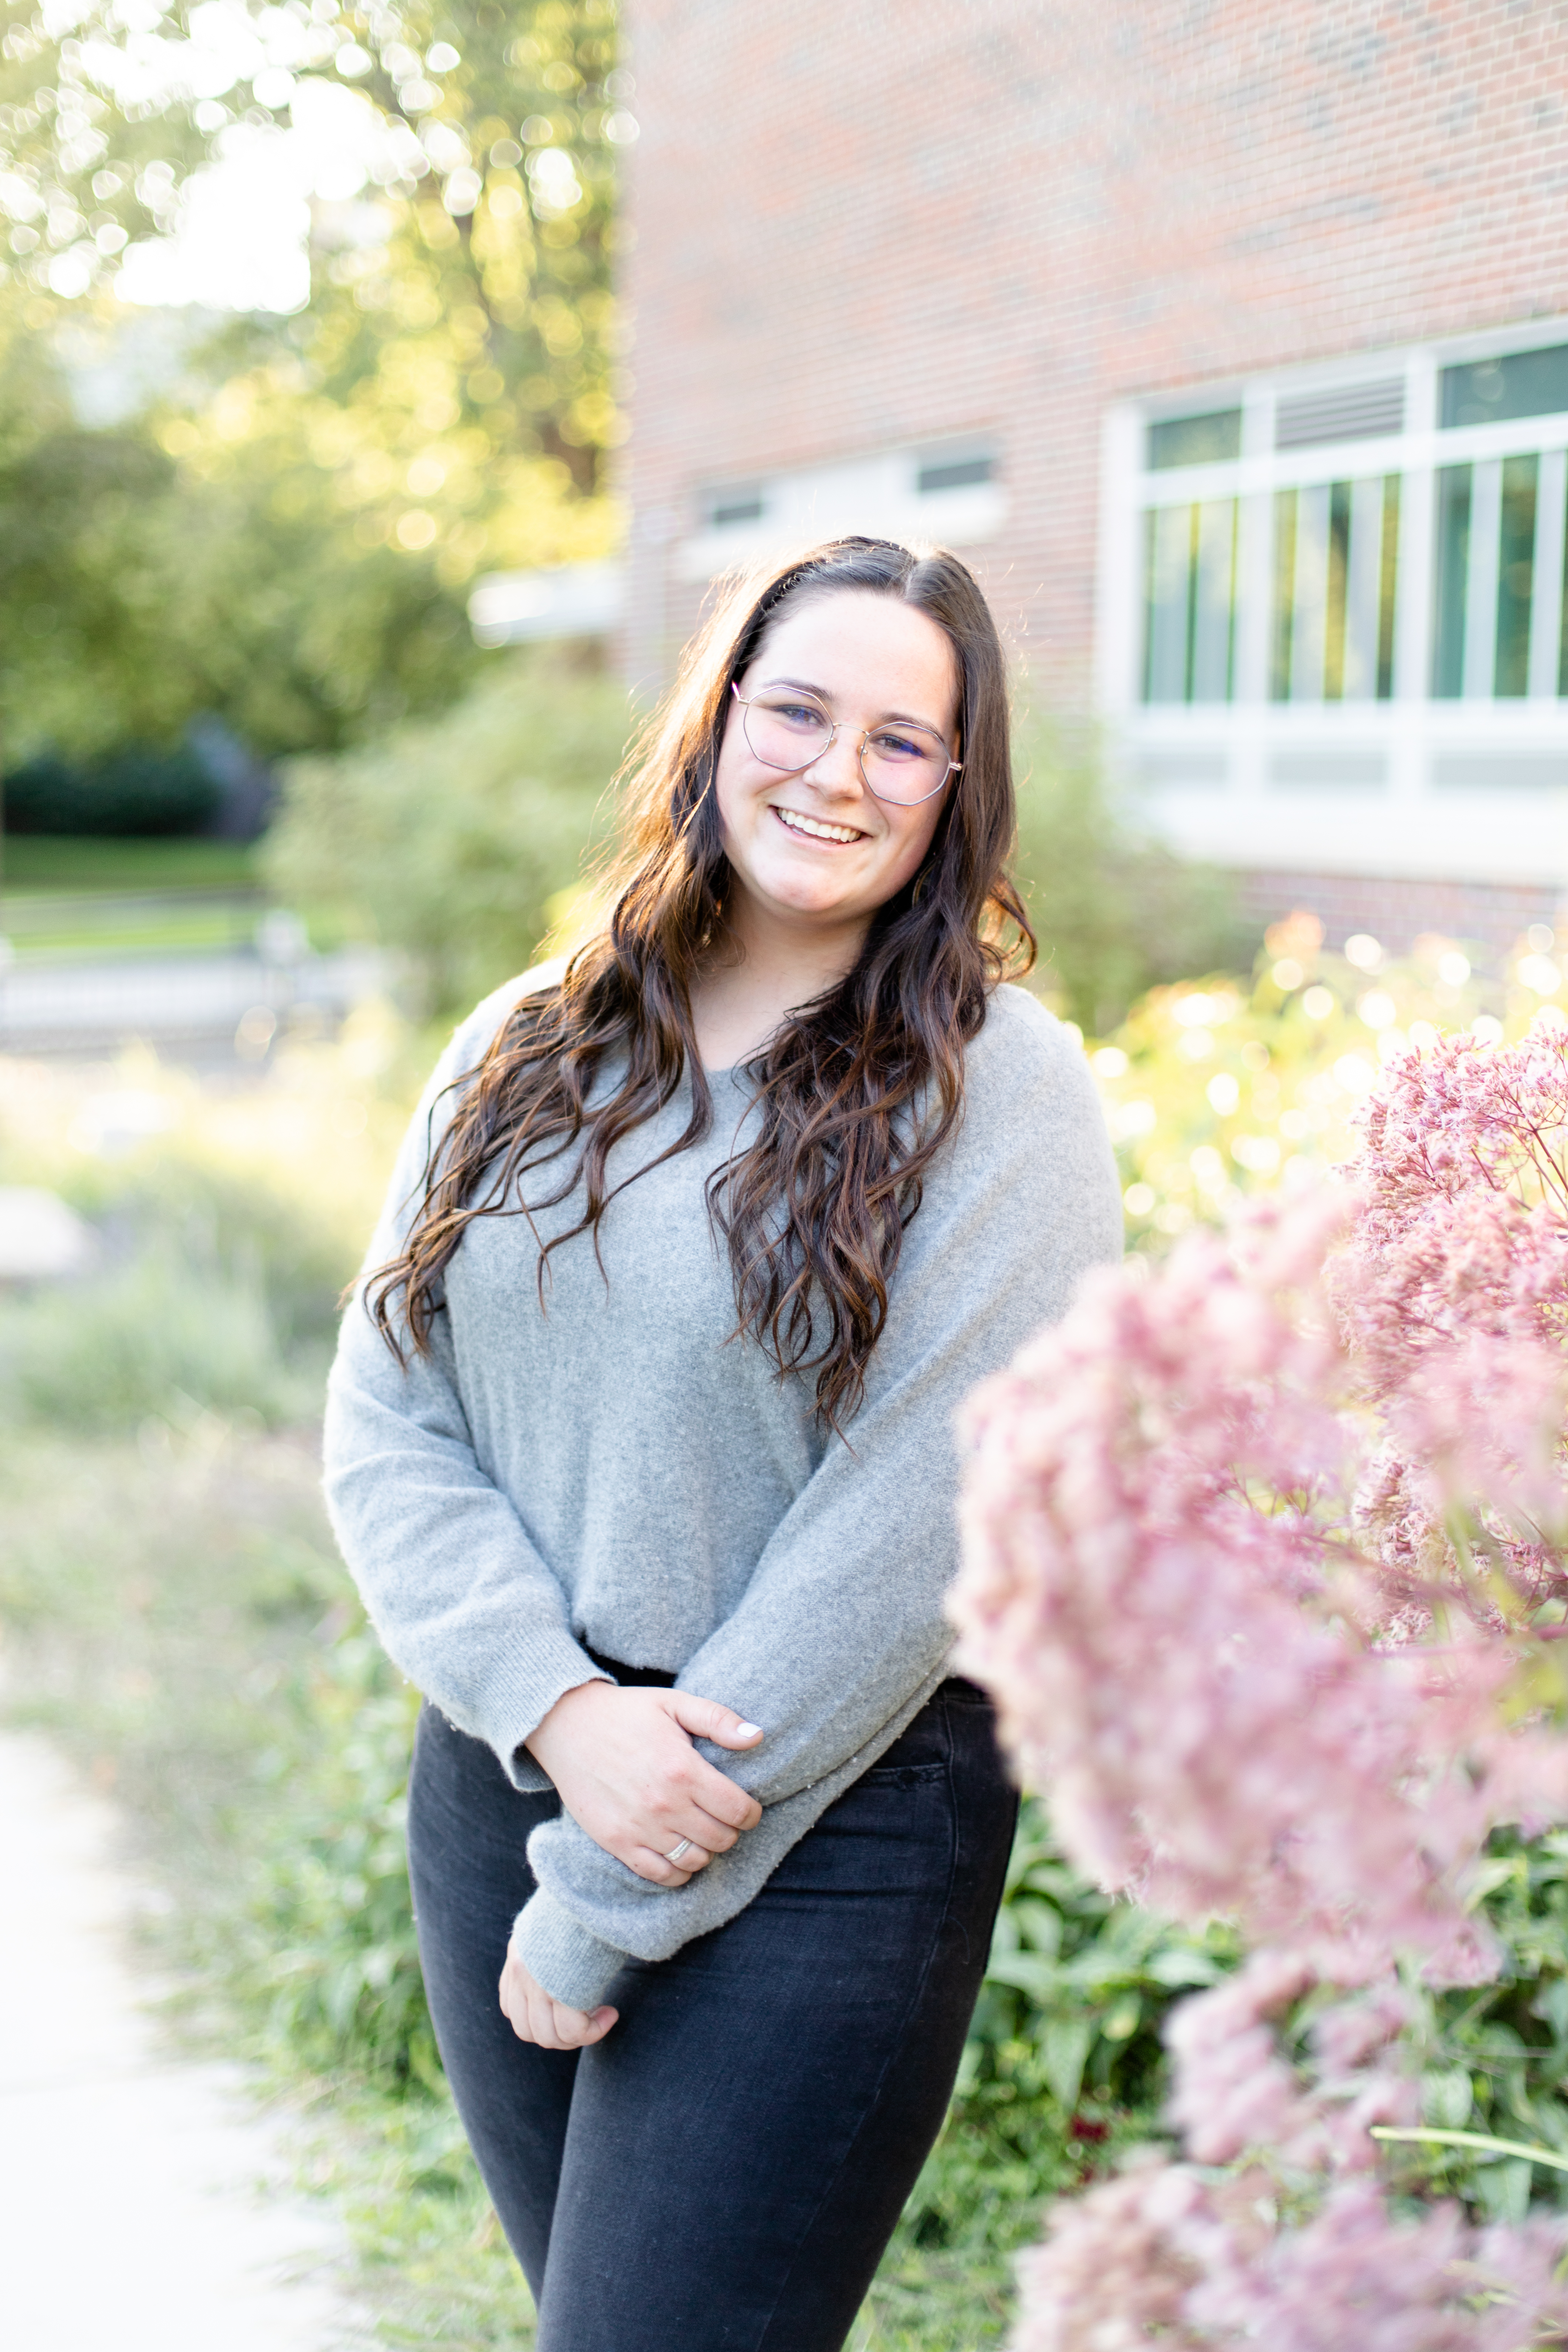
[0,285,483,759]
[0,0,627,761]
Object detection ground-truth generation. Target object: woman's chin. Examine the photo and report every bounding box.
[753,873,870,929]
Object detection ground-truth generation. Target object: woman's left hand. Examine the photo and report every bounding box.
[498,1931,619,2050]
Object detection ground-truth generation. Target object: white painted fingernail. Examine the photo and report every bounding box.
[737,1721,763,1737]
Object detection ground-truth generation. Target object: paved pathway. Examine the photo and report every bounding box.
[0,1731,362,2351]
[0,944,387,1055]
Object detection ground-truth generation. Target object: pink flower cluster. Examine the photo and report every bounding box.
[949,1016,1568,2348]
[1011,2169,1568,2352]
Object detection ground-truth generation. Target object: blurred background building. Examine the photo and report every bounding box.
[613,0,1568,951]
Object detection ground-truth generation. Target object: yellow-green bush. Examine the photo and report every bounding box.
[1084,913,1564,1249]
[261,653,634,1015]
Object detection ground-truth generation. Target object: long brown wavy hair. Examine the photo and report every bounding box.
[367,535,1034,1427]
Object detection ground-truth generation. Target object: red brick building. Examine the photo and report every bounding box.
[614,0,1568,948]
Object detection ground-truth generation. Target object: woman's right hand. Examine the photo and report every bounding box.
[524,1681,765,1884]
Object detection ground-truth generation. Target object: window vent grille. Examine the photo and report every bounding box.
[1275,379,1405,451]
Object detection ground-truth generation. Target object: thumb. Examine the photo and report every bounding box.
[668,1690,765,1750]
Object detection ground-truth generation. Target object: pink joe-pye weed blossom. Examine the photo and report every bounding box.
[1012,2166,1568,2352]
[951,1014,1568,2345]
[951,1187,1502,1971]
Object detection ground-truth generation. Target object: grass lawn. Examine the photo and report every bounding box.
[1,835,263,895]
[3,895,268,957]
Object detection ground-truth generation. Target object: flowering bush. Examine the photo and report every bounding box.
[1088,913,1565,1246]
[951,1015,1568,2347]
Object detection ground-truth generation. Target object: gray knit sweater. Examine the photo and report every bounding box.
[323,974,1121,2012]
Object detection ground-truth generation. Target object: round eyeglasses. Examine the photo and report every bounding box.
[731,682,961,807]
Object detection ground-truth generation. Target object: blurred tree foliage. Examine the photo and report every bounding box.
[0,0,625,760]
[0,296,486,758]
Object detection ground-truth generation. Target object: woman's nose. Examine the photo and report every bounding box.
[801,727,866,799]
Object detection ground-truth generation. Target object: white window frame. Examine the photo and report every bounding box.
[1096,321,1568,890]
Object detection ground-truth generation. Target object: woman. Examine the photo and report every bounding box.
[324,536,1121,2350]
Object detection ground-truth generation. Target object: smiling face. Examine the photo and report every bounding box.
[712,590,960,953]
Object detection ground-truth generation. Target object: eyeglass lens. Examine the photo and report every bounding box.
[741,692,950,805]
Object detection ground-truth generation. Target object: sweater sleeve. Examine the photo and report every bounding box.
[321,968,611,1789]
[511,997,1123,2011]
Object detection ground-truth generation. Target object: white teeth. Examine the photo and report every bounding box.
[775,806,862,845]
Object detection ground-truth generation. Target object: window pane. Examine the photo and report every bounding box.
[1147,410,1242,469]
[1441,345,1568,429]
[1377,475,1400,699]
[710,492,764,526]
[1323,481,1352,700]
[1432,465,1472,698]
[1270,489,1297,700]
[916,455,993,493]
[1494,454,1538,698]
[1291,483,1331,701]
[1141,501,1237,703]
[1191,500,1236,700]
[1143,505,1193,702]
[1273,476,1400,704]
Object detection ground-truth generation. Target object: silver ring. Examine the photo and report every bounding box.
[665,1838,693,1863]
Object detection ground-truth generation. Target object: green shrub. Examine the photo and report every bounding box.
[0,1244,309,1428]
[261,652,634,1015]
[1011,715,1257,1034]
[903,1803,1236,2264]
[3,743,221,835]
[0,1153,351,1431]
[238,1633,436,2090]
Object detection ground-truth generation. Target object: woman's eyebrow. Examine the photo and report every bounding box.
[760,676,946,732]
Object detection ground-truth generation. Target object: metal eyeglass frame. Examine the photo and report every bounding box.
[730,681,961,807]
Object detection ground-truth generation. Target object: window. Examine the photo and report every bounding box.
[1143,499,1236,701]
[1270,476,1399,702]
[1432,449,1568,699]
[916,453,994,493]
[1440,345,1568,429]
[1129,332,1568,712]
[1147,410,1240,470]
[707,488,765,529]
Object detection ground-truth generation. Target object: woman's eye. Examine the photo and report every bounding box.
[767,700,828,730]
[869,729,926,761]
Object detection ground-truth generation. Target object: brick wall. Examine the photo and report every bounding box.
[1231,869,1565,961]
[620,0,1568,707]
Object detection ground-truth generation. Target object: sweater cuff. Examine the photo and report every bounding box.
[511,1888,628,2012]
[479,1635,614,1795]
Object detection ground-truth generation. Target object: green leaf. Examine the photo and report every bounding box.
[1421,2069,1474,2130]
[1041,2018,1093,2112]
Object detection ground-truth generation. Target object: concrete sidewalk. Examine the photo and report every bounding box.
[0,1731,362,2351]
[0,943,387,1056]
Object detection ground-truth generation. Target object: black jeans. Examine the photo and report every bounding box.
[405,1669,1018,2352]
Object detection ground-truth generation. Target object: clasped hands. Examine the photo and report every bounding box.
[498,1679,764,2052]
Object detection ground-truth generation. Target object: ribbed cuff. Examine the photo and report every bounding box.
[511,1888,628,2012]
[478,1640,614,1795]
